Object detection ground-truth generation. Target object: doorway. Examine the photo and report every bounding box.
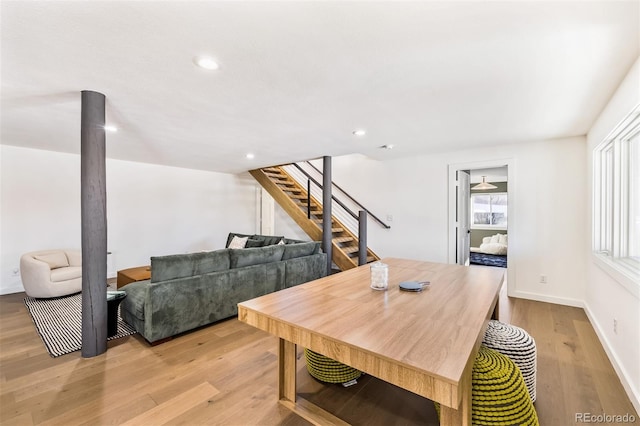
[448,159,514,296]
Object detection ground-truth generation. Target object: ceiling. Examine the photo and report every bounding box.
[1,1,638,174]
[470,167,507,184]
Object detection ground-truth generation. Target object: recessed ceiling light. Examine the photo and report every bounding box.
[193,55,219,70]
[380,144,394,150]
[352,129,366,137]
[246,153,255,159]
[104,125,118,133]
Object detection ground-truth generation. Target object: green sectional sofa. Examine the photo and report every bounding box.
[120,233,326,344]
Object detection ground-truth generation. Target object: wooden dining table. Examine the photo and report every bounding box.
[238,258,504,426]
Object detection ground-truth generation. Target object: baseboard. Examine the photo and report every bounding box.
[583,302,640,415]
[509,290,584,308]
[0,284,26,295]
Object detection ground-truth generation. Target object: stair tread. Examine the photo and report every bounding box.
[342,246,360,254]
[333,236,354,243]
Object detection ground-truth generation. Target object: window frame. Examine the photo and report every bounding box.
[592,105,640,295]
[470,192,508,230]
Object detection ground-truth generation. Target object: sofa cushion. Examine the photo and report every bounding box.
[151,249,231,282]
[35,252,69,269]
[50,266,82,282]
[283,237,305,244]
[284,254,327,288]
[282,242,320,260]
[230,245,285,268]
[120,279,149,320]
[251,234,285,246]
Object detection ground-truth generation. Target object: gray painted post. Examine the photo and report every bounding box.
[358,210,367,266]
[81,90,108,358]
[322,156,332,275]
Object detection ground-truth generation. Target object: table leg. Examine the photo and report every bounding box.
[440,367,472,426]
[278,338,297,403]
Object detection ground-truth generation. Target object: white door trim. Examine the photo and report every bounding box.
[448,158,516,296]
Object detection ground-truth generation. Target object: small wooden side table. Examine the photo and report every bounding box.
[117,265,151,288]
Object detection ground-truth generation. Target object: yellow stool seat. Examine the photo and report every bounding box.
[436,345,539,426]
[304,349,362,384]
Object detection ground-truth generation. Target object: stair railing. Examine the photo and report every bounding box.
[280,162,388,265]
[302,161,391,230]
[290,163,362,224]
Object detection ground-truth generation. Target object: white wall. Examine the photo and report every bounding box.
[314,138,587,306]
[0,145,257,294]
[585,57,640,412]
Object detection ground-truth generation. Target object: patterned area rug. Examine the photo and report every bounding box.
[24,293,136,357]
[470,252,508,268]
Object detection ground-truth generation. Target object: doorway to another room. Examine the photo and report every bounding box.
[449,160,513,294]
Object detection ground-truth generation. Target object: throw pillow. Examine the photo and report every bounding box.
[228,236,249,249]
[251,234,285,246]
[480,242,508,255]
[225,232,252,248]
[245,239,264,248]
[34,252,69,269]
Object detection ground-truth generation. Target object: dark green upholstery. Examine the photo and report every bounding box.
[229,245,285,268]
[151,249,230,282]
[121,234,326,344]
[282,241,320,260]
[245,239,264,248]
[284,255,325,288]
[251,234,285,246]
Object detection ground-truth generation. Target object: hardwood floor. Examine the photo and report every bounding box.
[1,286,637,425]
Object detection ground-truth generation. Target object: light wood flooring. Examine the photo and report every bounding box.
[1,285,637,425]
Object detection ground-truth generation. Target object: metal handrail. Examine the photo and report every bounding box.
[303,161,391,229]
[292,163,359,221]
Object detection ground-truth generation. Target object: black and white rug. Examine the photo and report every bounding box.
[24,293,137,357]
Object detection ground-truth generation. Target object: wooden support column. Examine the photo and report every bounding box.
[322,156,332,275]
[81,90,108,358]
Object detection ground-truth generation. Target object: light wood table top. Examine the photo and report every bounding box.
[238,258,504,426]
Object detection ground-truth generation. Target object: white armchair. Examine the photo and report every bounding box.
[20,249,82,298]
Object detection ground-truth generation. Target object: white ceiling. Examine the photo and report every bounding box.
[470,167,508,184]
[1,1,638,174]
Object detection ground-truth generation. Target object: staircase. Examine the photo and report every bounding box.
[250,166,380,271]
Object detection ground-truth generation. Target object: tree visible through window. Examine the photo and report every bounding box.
[471,193,507,228]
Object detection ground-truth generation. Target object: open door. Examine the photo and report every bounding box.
[456,170,471,265]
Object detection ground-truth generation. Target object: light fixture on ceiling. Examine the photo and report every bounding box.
[472,176,497,190]
[246,153,255,160]
[104,125,118,133]
[352,129,366,137]
[193,55,219,70]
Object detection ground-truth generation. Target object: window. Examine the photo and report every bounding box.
[471,192,507,229]
[593,106,640,287]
